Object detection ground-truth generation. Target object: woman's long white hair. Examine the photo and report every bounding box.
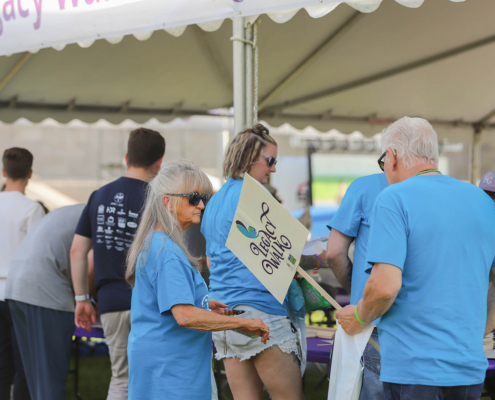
[126,160,213,287]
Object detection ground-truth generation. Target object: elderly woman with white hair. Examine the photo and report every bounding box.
[125,160,269,400]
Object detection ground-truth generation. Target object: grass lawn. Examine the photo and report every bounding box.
[65,313,334,399]
[66,354,494,400]
[312,176,358,203]
[65,313,493,400]
[67,355,111,400]
[66,354,330,400]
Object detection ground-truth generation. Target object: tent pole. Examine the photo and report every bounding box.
[0,52,32,94]
[233,17,246,135]
[471,126,483,185]
[253,21,259,124]
[245,23,254,127]
[307,145,314,206]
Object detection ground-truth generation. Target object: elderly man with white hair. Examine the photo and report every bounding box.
[337,116,495,400]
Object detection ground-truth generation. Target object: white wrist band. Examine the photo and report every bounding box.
[75,294,90,301]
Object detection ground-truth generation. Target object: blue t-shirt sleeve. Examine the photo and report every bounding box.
[154,257,196,314]
[327,187,362,237]
[74,192,95,238]
[201,181,241,258]
[366,199,408,273]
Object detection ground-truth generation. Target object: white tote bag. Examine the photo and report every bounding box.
[327,321,376,400]
[211,365,218,400]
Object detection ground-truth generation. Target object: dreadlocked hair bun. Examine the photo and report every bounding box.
[250,123,269,136]
[222,123,277,180]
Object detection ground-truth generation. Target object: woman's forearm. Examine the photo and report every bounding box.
[299,253,331,271]
[171,305,251,332]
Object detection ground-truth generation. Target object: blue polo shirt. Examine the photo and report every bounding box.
[366,175,495,386]
[328,173,388,305]
[201,178,289,317]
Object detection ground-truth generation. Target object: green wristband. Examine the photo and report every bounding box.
[355,306,368,325]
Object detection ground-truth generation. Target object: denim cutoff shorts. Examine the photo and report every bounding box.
[213,305,301,363]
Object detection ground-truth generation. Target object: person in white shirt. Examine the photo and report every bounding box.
[0,147,45,400]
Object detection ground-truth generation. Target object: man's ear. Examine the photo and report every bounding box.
[125,154,129,167]
[2,169,5,178]
[155,157,163,171]
[27,170,33,179]
[387,148,398,170]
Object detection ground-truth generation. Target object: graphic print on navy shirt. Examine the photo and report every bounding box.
[75,177,148,314]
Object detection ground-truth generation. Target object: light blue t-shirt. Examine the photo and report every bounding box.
[328,173,388,305]
[366,175,495,386]
[128,231,212,400]
[201,178,289,317]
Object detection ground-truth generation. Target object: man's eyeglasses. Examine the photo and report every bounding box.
[167,191,209,207]
[377,149,396,172]
[377,151,387,172]
[262,154,277,168]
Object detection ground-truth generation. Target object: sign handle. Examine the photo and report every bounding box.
[296,266,380,353]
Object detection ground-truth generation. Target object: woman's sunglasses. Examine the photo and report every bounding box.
[262,154,277,168]
[167,191,209,206]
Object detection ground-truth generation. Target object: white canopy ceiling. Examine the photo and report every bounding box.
[0,0,462,56]
[2,0,495,135]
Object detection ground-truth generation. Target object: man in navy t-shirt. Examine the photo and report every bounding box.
[71,128,165,400]
[337,117,495,400]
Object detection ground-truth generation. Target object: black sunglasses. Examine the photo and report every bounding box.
[377,149,396,172]
[377,151,387,172]
[167,191,209,206]
[262,154,277,168]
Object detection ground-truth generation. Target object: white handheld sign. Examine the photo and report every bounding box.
[226,174,309,304]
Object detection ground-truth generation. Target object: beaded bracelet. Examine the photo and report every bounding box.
[313,254,323,271]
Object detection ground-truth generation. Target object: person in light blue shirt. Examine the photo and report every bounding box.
[202,123,325,400]
[125,160,269,400]
[337,117,495,400]
[327,173,388,304]
[326,172,388,400]
[202,174,290,317]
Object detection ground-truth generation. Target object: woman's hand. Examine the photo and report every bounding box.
[208,300,229,315]
[238,318,270,344]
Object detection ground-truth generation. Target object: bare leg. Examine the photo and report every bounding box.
[224,357,264,400]
[253,346,305,400]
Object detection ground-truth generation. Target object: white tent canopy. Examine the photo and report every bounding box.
[0,114,466,210]
[0,114,407,206]
[0,114,465,182]
[1,0,490,129]
[0,0,460,56]
[1,0,492,182]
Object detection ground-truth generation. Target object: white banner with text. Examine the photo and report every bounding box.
[226,173,309,304]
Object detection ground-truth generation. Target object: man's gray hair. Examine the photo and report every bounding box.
[381,117,439,170]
